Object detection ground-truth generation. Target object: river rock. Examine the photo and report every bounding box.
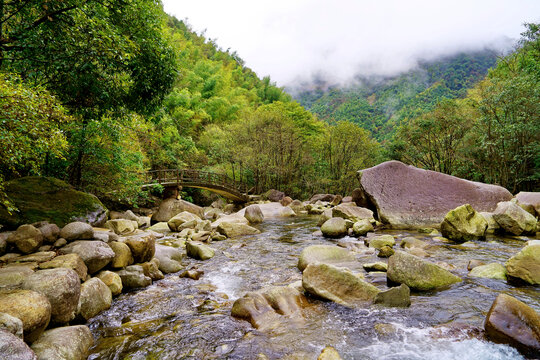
[116,265,151,289]
[367,235,395,249]
[302,263,379,307]
[22,268,80,324]
[321,218,348,238]
[356,161,512,228]
[7,225,43,254]
[231,285,307,331]
[0,312,23,338]
[105,219,138,235]
[484,293,540,357]
[400,237,428,249]
[280,206,297,217]
[0,266,34,289]
[290,200,305,213]
[387,251,462,291]
[244,205,264,224]
[37,223,60,244]
[217,222,260,238]
[186,241,215,260]
[318,346,342,360]
[280,196,293,206]
[374,284,411,307]
[0,234,6,255]
[154,245,183,273]
[515,192,540,216]
[317,209,333,227]
[77,278,112,321]
[151,198,204,223]
[363,262,387,272]
[467,259,486,271]
[0,289,51,343]
[167,211,201,232]
[59,241,114,274]
[95,271,122,296]
[310,194,336,203]
[0,177,108,229]
[30,325,94,360]
[377,245,395,258]
[505,244,540,285]
[141,259,164,280]
[440,204,488,242]
[479,212,500,232]
[121,234,155,263]
[298,245,357,271]
[492,201,537,235]
[59,222,94,241]
[108,241,134,268]
[0,330,37,360]
[332,204,373,222]
[11,251,56,264]
[38,253,87,281]
[352,219,373,236]
[148,222,171,233]
[264,189,285,202]
[468,263,507,280]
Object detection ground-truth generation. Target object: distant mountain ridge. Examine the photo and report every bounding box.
[292,49,499,140]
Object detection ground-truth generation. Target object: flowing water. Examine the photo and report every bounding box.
[88,215,539,360]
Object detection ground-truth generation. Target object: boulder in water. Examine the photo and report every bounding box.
[217,222,260,238]
[167,211,202,232]
[115,265,151,289]
[468,263,507,280]
[320,218,348,238]
[332,204,373,222]
[121,234,155,263]
[280,196,293,206]
[356,161,512,228]
[108,241,134,268]
[95,271,123,296]
[30,325,94,360]
[244,205,264,224]
[297,245,357,271]
[154,245,184,274]
[515,192,540,217]
[151,198,204,223]
[492,201,537,235]
[352,219,373,236]
[77,278,112,321]
[387,251,461,290]
[318,346,342,360]
[186,241,215,260]
[484,293,540,357]
[310,194,336,203]
[366,235,395,249]
[104,219,138,235]
[440,204,488,242]
[505,244,540,285]
[374,284,411,307]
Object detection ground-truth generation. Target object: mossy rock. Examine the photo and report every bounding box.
[0,177,108,229]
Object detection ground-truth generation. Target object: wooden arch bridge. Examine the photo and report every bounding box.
[142,169,250,202]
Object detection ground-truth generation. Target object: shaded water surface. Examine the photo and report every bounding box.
[88,216,539,359]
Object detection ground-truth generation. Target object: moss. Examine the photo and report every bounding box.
[0,177,107,229]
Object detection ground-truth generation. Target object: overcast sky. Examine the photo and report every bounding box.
[162,0,540,86]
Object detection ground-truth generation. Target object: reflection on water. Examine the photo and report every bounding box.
[88,216,539,359]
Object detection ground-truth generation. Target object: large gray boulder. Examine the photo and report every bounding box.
[59,241,114,274]
[22,268,81,324]
[387,251,462,291]
[297,245,357,271]
[77,278,112,321]
[167,211,201,232]
[492,201,537,235]
[356,161,512,228]
[151,198,204,223]
[30,325,94,360]
[154,245,184,274]
[440,204,488,242]
[0,330,37,360]
[515,192,540,216]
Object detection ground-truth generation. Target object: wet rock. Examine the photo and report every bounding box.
[30,325,93,360]
[22,268,80,324]
[374,284,411,307]
[515,192,540,217]
[122,234,156,263]
[406,247,428,258]
[116,265,151,289]
[151,198,204,222]
[468,263,507,280]
[217,222,260,238]
[148,222,171,233]
[186,241,215,260]
[280,196,293,206]
[317,209,333,227]
[232,285,307,331]
[479,212,500,232]
[467,259,486,271]
[59,241,114,274]
[302,263,379,307]
[377,245,395,258]
[367,235,395,249]
[77,278,112,321]
[7,225,43,254]
[310,194,335,203]
[505,244,540,285]
[244,205,264,224]
[154,245,183,274]
[492,201,537,235]
[95,271,122,296]
[332,204,373,222]
[141,258,164,280]
[59,222,94,241]
[352,219,373,236]
[318,346,342,360]
[400,237,428,249]
[290,200,305,213]
[264,189,285,202]
[0,330,37,360]
[167,211,202,232]
[440,204,487,242]
[387,251,462,291]
[37,224,60,244]
[0,289,51,343]
[363,262,387,272]
[38,253,87,282]
[179,269,204,280]
[191,231,211,242]
[0,266,34,289]
[356,161,512,228]
[105,219,138,235]
[297,245,357,271]
[0,312,23,338]
[280,206,297,217]
[321,218,348,238]
[484,293,540,357]
[108,241,134,268]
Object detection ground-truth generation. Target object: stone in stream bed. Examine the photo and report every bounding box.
[59,240,115,274]
[484,293,540,357]
[440,204,488,242]
[186,241,215,260]
[320,218,348,238]
[232,285,307,331]
[302,263,379,307]
[468,263,507,280]
[38,253,88,281]
[121,234,156,263]
[30,325,94,360]
[373,284,411,307]
[492,201,537,235]
[387,251,462,291]
[154,245,183,273]
[244,205,264,224]
[77,278,112,321]
[366,235,395,249]
[108,241,134,268]
[505,244,540,285]
[318,346,342,360]
[95,270,123,296]
[297,245,357,271]
[115,265,152,290]
[363,262,387,272]
[377,245,394,258]
[7,225,43,254]
[216,222,260,238]
[352,219,373,236]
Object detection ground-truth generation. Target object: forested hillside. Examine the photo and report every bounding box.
[295,50,499,139]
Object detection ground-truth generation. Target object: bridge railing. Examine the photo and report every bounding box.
[144,169,249,194]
